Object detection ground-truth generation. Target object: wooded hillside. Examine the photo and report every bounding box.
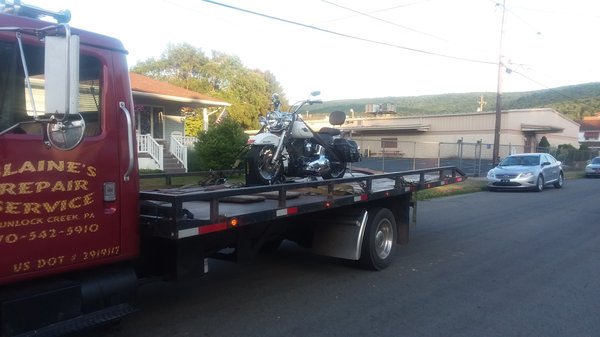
[306,82,600,121]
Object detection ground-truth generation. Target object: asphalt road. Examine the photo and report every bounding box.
[93,178,600,337]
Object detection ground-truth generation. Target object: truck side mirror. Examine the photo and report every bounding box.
[44,32,86,150]
[45,34,79,116]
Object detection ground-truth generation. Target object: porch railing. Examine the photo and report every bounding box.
[170,134,188,172]
[137,134,164,170]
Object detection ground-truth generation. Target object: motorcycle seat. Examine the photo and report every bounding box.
[318,127,341,136]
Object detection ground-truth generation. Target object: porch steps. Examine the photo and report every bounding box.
[163,152,186,174]
[138,150,186,173]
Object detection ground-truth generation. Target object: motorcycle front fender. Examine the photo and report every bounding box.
[249,132,281,146]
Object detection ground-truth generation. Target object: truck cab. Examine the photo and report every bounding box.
[0,2,140,335]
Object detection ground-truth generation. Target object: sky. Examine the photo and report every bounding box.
[25,0,600,103]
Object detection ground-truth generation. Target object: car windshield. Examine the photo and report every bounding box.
[592,158,600,164]
[499,155,540,166]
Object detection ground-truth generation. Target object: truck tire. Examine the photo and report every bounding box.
[359,207,397,270]
[246,145,283,185]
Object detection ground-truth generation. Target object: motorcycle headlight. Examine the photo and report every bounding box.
[264,112,292,132]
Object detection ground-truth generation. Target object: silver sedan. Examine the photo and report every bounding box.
[486,153,564,192]
[585,157,600,177]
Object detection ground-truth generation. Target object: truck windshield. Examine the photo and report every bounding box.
[0,39,103,135]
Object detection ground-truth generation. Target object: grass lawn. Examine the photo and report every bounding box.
[416,170,585,200]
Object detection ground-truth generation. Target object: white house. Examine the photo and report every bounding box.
[130,73,230,172]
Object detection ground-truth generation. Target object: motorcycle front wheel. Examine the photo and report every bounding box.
[323,162,347,179]
[246,145,283,185]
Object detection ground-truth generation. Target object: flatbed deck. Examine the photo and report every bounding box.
[139,167,466,239]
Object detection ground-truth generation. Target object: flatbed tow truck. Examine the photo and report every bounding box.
[0,2,466,336]
[138,167,466,274]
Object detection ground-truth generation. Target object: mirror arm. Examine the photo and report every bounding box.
[15,32,40,119]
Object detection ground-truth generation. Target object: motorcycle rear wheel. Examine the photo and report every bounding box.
[246,145,283,185]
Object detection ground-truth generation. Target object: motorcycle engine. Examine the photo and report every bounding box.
[288,140,330,175]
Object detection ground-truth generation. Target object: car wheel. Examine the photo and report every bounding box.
[534,175,544,192]
[553,172,564,189]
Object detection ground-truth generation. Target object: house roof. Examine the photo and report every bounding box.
[129,72,230,107]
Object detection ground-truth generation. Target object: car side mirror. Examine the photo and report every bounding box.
[541,161,551,166]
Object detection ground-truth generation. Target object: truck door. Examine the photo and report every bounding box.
[0,36,137,285]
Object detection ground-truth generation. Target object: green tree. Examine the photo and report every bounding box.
[132,43,209,91]
[538,136,550,152]
[130,44,287,130]
[184,113,203,138]
[189,118,248,171]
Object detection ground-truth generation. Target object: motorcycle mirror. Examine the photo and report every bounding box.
[310,91,321,97]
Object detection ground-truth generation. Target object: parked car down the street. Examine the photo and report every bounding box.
[585,157,600,178]
[486,153,564,192]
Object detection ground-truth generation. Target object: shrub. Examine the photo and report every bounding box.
[189,119,248,171]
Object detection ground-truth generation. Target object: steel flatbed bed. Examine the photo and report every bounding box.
[139,166,467,240]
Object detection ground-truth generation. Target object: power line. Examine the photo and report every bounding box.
[322,0,501,63]
[202,0,496,65]
[321,0,448,42]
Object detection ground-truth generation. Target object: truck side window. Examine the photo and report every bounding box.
[79,56,103,136]
[0,40,103,136]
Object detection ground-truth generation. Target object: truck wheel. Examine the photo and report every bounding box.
[246,145,283,185]
[359,207,397,270]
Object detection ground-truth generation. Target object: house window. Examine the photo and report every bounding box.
[381,138,398,148]
[136,105,164,139]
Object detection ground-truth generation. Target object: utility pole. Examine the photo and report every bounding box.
[492,0,507,166]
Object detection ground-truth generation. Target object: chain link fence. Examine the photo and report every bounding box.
[353,138,598,177]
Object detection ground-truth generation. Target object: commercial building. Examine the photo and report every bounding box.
[305,108,580,159]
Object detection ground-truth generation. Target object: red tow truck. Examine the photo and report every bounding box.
[0,2,466,336]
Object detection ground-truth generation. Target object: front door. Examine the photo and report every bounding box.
[136,105,164,140]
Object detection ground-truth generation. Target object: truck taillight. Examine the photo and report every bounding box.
[103,182,117,202]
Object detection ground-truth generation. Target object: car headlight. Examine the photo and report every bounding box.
[487,171,495,179]
[519,171,534,179]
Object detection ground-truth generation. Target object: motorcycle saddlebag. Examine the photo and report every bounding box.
[333,138,361,162]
